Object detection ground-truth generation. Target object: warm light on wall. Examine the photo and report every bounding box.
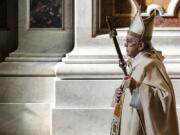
[145,0,170,10]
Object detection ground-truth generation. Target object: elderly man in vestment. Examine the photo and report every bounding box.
[111,6,179,135]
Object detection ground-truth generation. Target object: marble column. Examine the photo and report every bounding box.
[0,0,73,135]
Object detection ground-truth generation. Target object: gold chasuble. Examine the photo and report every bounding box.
[117,52,179,135]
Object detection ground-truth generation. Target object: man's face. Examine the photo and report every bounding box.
[124,35,142,58]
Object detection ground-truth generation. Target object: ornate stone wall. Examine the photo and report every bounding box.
[93,0,180,36]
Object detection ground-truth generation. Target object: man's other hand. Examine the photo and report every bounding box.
[115,86,123,103]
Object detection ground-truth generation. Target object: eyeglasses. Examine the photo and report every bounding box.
[123,39,140,47]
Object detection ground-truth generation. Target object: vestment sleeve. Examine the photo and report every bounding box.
[131,62,172,113]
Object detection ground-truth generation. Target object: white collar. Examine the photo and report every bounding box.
[131,52,146,68]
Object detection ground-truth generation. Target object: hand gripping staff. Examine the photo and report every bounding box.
[106,16,146,135]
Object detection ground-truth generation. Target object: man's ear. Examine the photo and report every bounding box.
[138,42,145,51]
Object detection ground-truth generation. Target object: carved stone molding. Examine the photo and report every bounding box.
[141,0,180,16]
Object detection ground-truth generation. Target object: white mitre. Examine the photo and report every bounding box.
[128,7,157,43]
